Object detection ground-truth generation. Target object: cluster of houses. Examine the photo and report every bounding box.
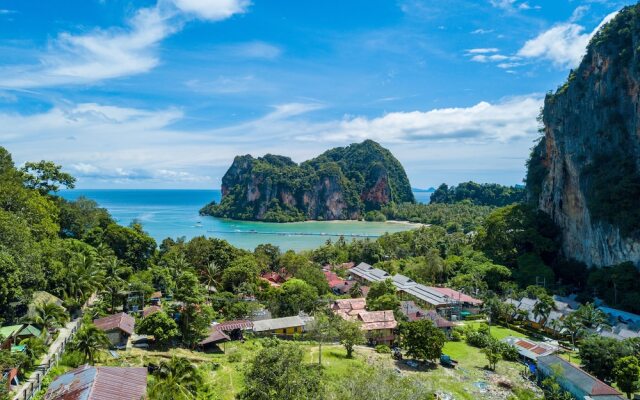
[506,295,640,341]
[346,262,482,320]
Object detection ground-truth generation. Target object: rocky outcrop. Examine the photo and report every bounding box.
[527,5,640,267]
[202,140,414,222]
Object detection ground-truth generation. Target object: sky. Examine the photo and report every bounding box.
[0,0,633,189]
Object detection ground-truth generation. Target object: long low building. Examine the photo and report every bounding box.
[502,336,557,362]
[252,316,306,336]
[348,262,482,312]
[536,355,624,400]
[44,365,147,400]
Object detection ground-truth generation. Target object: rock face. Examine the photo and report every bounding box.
[202,140,415,222]
[526,5,640,267]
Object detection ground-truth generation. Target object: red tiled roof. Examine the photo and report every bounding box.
[430,287,482,306]
[44,365,146,400]
[142,306,161,318]
[516,340,535,350]
[357,310,397,330]
[216,320,253,331]
[93,313,135,336]
[150,291,162,299]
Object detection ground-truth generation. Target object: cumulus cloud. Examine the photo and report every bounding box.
[0,96,542,186]
[0,0,250,88]
[517,10,618,68]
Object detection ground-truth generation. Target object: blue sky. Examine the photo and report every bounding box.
[0,0,632,188]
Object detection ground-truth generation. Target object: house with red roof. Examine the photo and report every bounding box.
[331,298,397,346]
[323,269,356,295]
[94,312,135,348]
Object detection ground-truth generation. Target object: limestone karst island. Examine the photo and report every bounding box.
[2,2,640,400]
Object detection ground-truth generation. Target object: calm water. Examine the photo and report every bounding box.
[59,189,431,251]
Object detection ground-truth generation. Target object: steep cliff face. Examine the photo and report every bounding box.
[527,5,640,267]
[202,140,414,222]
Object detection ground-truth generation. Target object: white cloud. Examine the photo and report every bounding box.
[471,28,494,35]
[471,54,509,62]
[517,10,618,68]
[0,0,249,88]
[467,48,499,54]
[171,0,250,21]
[218,41,282,60]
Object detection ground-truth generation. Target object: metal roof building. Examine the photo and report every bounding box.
[536,355,624,400]
[252,316,306,333]
[44,365,147,400]
[502,336,557,361]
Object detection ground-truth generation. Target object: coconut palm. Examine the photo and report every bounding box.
[19,336,47,370]
[31,302,69,333]
[562,313,584,350]
[576,303,608,330]
[200,261,221,301]
[533,297,554,327]
[72,323,110,365]
[148,356,203,400]
[349,282,363,298]
[101,256,128,312]
[63,253,105,303]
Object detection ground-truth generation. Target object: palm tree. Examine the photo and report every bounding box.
[200,261,221,302]
[148,356,202,400]
[31,302,69,333]
[72,323,110,365]
[19,336,47,370]
[102,257,127,312]
[63,253,105,304]
[562,313,584,351]
[532,297,554,328]
[576,303,608,330]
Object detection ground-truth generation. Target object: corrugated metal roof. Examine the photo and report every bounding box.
[44,365,147,400]
[93,313,135,336]
[253,316,305,332]
[537,355,622,398]
[215,320,253,331]
[199,328,230,345]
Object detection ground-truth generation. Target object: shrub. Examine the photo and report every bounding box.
[500,343,519,361]
[466,331,491,348]
[450,330,462,342]
[364,210,387,222]
[375,344,391,354]
[228,350,242,363]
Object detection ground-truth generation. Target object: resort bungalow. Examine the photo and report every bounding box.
[0,324,43,349]
[331,298,367,317]
[199,327,231,351]
[502,336,557,363]
[215,320,254,340]
[44,365,147,400]
[94,312,135,348]
[252,316,307,336]
[347,262,391,284]
[536,355,624,400]
[323,269,356,295]
[400,301,454,334]
[142,305,162,318]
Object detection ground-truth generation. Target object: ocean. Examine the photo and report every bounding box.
[59,189,431,251]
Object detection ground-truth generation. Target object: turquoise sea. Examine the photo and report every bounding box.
[59,190,431,251]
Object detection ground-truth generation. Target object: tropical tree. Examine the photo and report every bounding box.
[576,303,608,330]
[19,336,47,370]
[31,302,69,332]
[348,281,363,298]
[72,323,110,364]
[101,256,128,312]
[338,319,365,358]
[561,313,584,350]
[63,253,105,303]
[614,356,640,399]
[399,320,446,364]
[137,311,179,348]
[148,357,203,400]
[532,296,553,327]
[200,261,222,301]
[482,338,502,371]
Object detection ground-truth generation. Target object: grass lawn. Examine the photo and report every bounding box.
[463,321,528,340]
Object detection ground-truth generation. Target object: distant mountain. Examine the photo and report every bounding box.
[526,4,640,267]
[201,140,415,222]
[430,182,525,207]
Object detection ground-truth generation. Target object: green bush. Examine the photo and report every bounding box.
[450,330,462,342]
[228,350,242,363]
[375,344,391,354]
[364,210,387,222]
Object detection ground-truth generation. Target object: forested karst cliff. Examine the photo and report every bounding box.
[201,140,415,222]
[527,5,640,267]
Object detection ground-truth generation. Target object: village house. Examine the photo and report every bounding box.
[399,301,454,334]
[94,312,135,348]
[215,320,254,340]
[323,268,356,295]
[597,306,640,340]
[252,316,307,336]
[536,355,624,400]
[331,297,397,345]
[44,365,147,400]
[502,336,557,363]
[260,271,288,288]
[142,305,162,318]
[0,324,43,350]
[506,295,580,334]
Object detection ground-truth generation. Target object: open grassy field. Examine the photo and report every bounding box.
[100,332,541,400]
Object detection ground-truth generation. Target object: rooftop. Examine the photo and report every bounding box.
[93,313,135,336]
[252,316,306,332]
[44,365,147,400]
[502,336,557,360]
[537,355,622,398]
